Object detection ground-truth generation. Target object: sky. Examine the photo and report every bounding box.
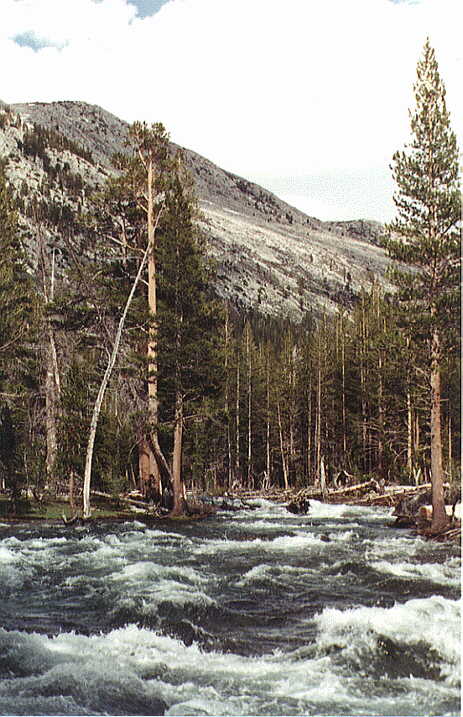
[0,0,461,222]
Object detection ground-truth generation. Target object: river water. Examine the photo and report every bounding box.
[0,499,460,716]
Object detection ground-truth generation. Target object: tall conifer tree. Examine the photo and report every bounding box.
[385,39,461,532]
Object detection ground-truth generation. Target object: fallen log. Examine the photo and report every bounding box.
[328,479,379,497]
[432,527,462,543]
[91,489,149,509]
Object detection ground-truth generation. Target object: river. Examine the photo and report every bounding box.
[0,499,460,716]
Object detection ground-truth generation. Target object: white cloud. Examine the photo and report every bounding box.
[0,0,461,221]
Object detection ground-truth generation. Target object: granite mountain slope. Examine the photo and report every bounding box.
[2,100,391,318]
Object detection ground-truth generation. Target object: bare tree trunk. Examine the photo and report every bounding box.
[146,158,162,491]
[224,306,232,488]
[447,413,452,482]
[170,391,184,516]
[360,299,367,471]
[68,470,75,514]
[138,437,158,493]
[430,328,448,532]
[40,240,60,494]
[266,357,271,487]
[45,345,59,492]
[320,455,327,500]
[246,325,252,488]
[377,351,385,478]
[235,359,240,482]
[341,322,347,458]
[289,344,295,481]
[307,374,312,483]
[407,390,413,476]
[315,359,322,482]
[82,227,155,519]
[277,401,289,490]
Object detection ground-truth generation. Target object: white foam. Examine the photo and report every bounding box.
[26,536,67,549]
[315,595,461,685]
[0,600,460,717]
[0,545,16,563]
[195,530,328,558]
[370,558,461,588]
[108,560,216,611]
[305,499,391,523]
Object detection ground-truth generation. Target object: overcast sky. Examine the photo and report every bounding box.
[1,0,461,221]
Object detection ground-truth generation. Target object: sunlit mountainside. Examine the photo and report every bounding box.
[1,99,391,318]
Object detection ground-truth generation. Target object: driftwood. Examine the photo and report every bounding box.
[431,527,461,543]
[327,478,379,497]
[91,489,148,508]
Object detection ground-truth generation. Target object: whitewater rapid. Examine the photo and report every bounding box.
[0,499,460,716]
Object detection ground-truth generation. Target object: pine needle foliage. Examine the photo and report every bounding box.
[384,38,461,341]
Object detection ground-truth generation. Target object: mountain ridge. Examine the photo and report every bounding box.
[1,99,392,319]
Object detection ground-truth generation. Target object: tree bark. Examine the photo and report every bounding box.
[407,389,413,477]
[266,357,271,488]
[360,298,368,471]
[138,437,159,494]
[277,400,289,490]
[377,351,385,478]
[235,358,240,481]
[146,157,162,491]
[82,226,155,518]
[307,374,312,483]
[224,306,232,488]
[68,470,75,514]
[320,455,327,499]
[170,391,184,516]
[40,240,60,495]
[45,343,59,493]
[246,325,252,488]
[447,413,452,482]
[341,321,347,458]
[315,354,322,483]
[430,327,449,532]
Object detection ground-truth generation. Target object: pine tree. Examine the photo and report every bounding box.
[157,153,223,512]
[111,122,172,495]
[385,39,461,532]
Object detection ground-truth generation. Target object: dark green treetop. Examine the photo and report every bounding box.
[384,38,461,342]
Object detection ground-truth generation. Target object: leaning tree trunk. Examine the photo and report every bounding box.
[429,327,449,533]
[82,227,156,519]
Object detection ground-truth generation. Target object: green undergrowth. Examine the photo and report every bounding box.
[0,494,136,522]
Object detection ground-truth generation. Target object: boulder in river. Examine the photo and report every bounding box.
[286,498,310,515]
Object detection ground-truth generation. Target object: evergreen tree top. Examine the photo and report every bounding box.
[386,39,460,257]
[384,39,461,343]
